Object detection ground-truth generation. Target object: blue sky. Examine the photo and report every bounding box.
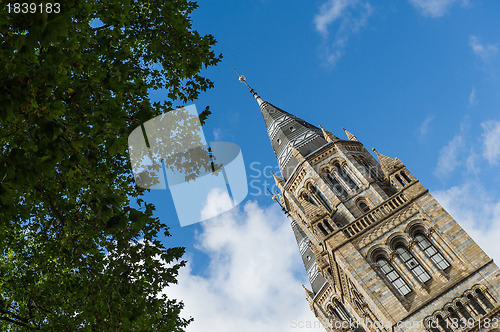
[144,1,500,331]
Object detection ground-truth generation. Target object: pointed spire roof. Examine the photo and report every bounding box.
[319,125,338,143]
[288,143,305,163]
[372,148,404,175]
[290,218,326,295]
[270,171,285,189]
[343,127,359,141]
[302,285,314,299]
[236,71,327,180]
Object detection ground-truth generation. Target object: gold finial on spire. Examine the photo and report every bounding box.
[234,68,250,89]
[234,68,264,106]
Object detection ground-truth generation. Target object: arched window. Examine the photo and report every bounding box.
[317,223,328,236]
[340,164,359,190]
[414,233,450,270]
[329,299,351,321]
[357,156,380,180]
[447,307,461,326]
[358,201,370,213]
[316,187,333,211]
[376,257,411,296]
[476,289,494,310]
[395,245,431,283]
[401,171,412,184]
[456,301,472,320]
[467,294,486,315]
[302,193,318,206]
[327,174,346,196]
[324,221,335,233]
[436,315,452,332]
[395,174,406,187]
[308,183,332,211]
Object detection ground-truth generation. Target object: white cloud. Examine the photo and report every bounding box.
[213,128,222,141]
[408,0,466,17]
[165,199,318,332]
[314,0,372,67]
[433,182,500,262]
[481,120,500,165]
[468,87,478,107]
[469,35,498,63]
[314,0,352,35]
[435,134,466,178]
[417,114,434,141]
[432,118,500,261]
[200,187,234,221]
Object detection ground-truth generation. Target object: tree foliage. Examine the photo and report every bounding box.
[0,0,221,330]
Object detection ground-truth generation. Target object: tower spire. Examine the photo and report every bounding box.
[237,71,327,180]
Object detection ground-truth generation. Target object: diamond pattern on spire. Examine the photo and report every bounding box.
[258,101,327,179]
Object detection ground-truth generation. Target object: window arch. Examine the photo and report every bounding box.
[357,199,370,213]
[395,245,431,283]
[324,221,334,233]
[401,171,412,184]
[317,223,328,236]
[301,192,318,207]
[307,183,332,211]
[337,163,359,190]
[376,257,411,296]
[446,307,461,326]
[328,299,351,321]
[436,315,452,332]
[475,288,495,310]
[322,167,347,197]
[355,155,381,180]
[414,233,450,270]
[456,301,472,320]
[395,174,406,187]
[467,294,486,315]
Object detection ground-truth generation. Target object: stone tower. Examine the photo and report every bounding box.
[240,75,500,331]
